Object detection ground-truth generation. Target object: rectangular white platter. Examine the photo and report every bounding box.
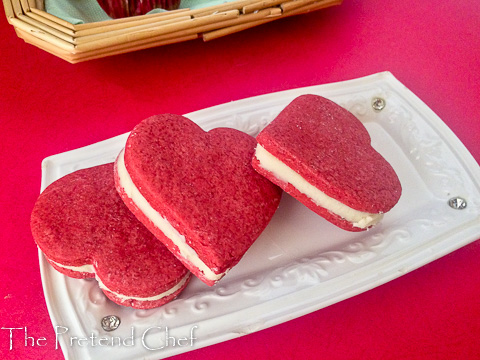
[38,72,480,360]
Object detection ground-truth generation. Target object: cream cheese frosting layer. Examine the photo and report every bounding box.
[49,259,95,273]
[50,257,190,301]
[254,144,383,229]
[116,149,225,282]
[96,272,190,302]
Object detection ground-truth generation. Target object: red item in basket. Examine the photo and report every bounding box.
[97,0,181,19]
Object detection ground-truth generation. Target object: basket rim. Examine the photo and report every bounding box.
[4,0,343,62]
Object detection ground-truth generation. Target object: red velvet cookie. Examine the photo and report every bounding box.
[31,163,190,309]
[252,94,402,232]
[115,114,282,286]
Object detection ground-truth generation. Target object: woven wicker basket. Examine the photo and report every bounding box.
[3,0,342,63]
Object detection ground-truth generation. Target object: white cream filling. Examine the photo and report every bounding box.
[116,148,224,281]
[254,145,383,229]
[96,272,190,302]
[50,258,190,301]
[49,259,95,273]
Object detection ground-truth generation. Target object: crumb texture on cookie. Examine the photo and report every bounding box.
[31,163,190,308]
[120,114,282,281]
[255,94,402,214]
[116,149,225,283]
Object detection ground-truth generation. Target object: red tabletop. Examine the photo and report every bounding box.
[1,1,479,359]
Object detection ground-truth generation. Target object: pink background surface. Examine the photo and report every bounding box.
[1,0,479,359]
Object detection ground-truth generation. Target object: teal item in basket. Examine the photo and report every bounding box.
[45,0,237,25]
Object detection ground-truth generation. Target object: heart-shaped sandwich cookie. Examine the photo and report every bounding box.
[31,163,191,309]
[115,114,282,286]
[252,94,402,232]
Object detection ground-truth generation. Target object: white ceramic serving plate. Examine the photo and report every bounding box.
[38,72,480,360]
